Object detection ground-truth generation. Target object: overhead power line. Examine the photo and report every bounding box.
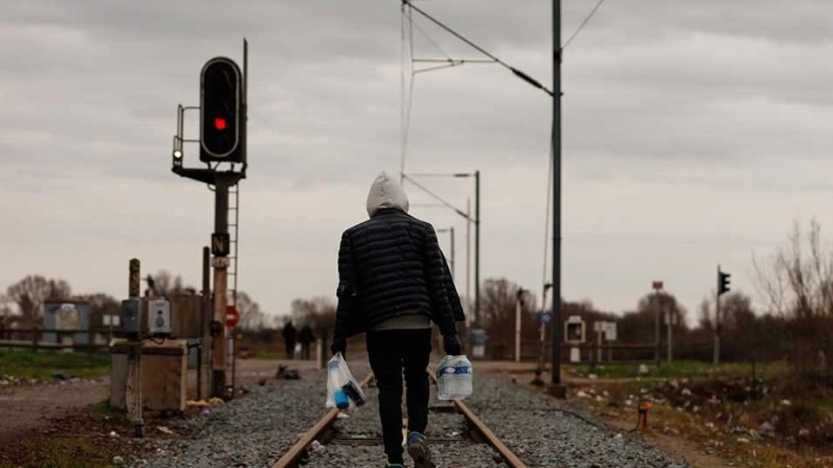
[401,0,553,97]
[564,0,609,49]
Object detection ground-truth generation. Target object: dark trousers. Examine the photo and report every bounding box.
[300,343,311,360]
[285,341,295,359]
[366,328,432,463]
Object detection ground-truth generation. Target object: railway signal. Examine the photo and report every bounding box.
[718,268,731,295]
[200,57,245,163]
[714,265,731,364]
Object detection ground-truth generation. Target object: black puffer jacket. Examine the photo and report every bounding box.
[333,172,460,339]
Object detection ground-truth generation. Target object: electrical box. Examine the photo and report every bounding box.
[564,315,585,345]
[148,299,171,337]
[121,299,140,336]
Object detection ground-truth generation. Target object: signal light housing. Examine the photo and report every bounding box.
[200,57,245,163]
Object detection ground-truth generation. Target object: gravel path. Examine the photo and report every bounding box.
[466,374,693,468]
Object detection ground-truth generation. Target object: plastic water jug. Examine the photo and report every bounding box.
[436,355,473,401]
[328,361,350,409]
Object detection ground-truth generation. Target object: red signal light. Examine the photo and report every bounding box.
[214,117,227,130]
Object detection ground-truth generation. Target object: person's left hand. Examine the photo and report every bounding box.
[443,334,462,356]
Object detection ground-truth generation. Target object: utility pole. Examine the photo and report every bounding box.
[666,310,674,363]
[549,0,564,394]
[474,170,481,327]
[515,288,527,363]
[466,199,471,328]
[449,226,455,278]
[199,246,212,400]
[652,281,663,368]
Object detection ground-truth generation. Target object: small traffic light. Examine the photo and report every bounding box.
[718,267,731,295]
[200,57,244,163]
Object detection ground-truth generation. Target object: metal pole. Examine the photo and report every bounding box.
[667,310,673,363]
[466,198,471,326]
[655,290,661,369]
[212,177,230,399]
[474,170,481,327]
[127,259,144,438]
[199,246,212,400]
[550,0,563,388]
[515,295,522,363]
[714,265,721,365]
[450,226,455,278]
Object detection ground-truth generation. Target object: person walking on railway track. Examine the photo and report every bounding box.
[298,323,316,360]
[282,320,297,360]
[330,171,464,468]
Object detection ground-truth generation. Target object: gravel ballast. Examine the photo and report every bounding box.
[465,374,692,468]
[131,363,370,468]
[129,361,692,468]
[307,381,505,467]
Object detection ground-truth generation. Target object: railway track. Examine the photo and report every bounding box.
[272,367,528,468]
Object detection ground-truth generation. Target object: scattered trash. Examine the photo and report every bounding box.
[109,431,118,438]
[113,456,125,465]
[157,426,175,436]
[588,374,598,380]
[638,364,649,375]
[737,437,750,443]
[748,429,763,440]
[186,398,225,408]
[201,408,210,416]
[681,388,692,396]
[614,433,623,439]
[576,390,590,398]
[799,428,811,439]
[780,399,792,406]
[276,365,300,380]
[730,426,746,435]
[759,422,775,438]
[310,440,325,452]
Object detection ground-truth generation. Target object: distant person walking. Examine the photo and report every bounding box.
[298,324,316,360]
[282,320,297,360]
[330,171,464,468]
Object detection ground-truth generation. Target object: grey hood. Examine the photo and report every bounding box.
[366,171,409,217]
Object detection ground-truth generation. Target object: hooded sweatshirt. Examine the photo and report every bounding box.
[364,171,431,331]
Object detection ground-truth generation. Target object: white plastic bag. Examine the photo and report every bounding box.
[436,354,473,401]
[325,352,366,410]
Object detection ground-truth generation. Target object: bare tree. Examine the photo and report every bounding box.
[236,291,266,331]
[74,293,120,327]
[753,219,833,384]
[6,275,72,326]
[0,294,13,328]
[290,296,336,329]
[145,270,195,297]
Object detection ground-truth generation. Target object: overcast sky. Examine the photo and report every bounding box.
[2,0,833,326]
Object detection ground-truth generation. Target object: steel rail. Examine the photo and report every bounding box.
[427,367,529,468]
[271,372,375,468]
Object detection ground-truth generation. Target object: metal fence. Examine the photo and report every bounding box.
[0,328,120,353]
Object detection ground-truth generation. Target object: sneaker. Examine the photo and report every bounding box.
[407,432,435,468]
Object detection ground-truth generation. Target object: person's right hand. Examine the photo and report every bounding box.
[331,337,346,358]
[443,334,462,356]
